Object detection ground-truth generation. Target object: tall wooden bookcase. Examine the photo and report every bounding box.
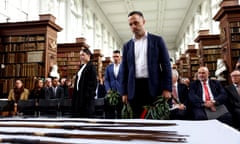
[194,30,221,78]
[178,54,189,78]
[57,38,89,79]
[185,45,199,80]
[102,57,112,77]
[0,14,62,97]
[93,49,103,79]
[214,1,240,83]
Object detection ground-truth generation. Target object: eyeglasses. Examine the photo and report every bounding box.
[231,75,240,77]
[113,56,120,58]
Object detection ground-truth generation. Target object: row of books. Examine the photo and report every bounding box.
[2,35,45,43]
[231,49,240,57]
[57,57,79,62]
[202,49,221,55]
[204,55,221,62]
[231,34,240,42]
[229,21,240,27]
[57,52,80,58]
[58,61,80,66]
[0,43,45,52]
[1,64,44,77]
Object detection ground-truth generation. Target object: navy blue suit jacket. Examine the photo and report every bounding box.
[189,79,227,119]
[169,83,189,107]
[225,84,240,129]
[47,86,64,99]
[104,63,121,93]
[120,33,172,100]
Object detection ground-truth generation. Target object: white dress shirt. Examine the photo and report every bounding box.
[76,64,87,91]
[201,80,214,102]
[114,63,120,78]
[134,32,148,78]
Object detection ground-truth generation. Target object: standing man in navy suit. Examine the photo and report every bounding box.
[120,11,172,118]
[188,66,231,124]
[104,50,122,118]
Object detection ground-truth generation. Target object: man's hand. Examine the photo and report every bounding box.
[162,90,171,99]
[122,95,128,104]
[204,101,216,112]
[178,104,186,110]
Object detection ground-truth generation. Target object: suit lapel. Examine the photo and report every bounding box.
[197,80,203,99]
[229,85,240,100]
[110,64,116,79]
[129,40,135,73]
[147,34,152,68]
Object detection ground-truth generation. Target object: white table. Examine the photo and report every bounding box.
[0,118,239,144]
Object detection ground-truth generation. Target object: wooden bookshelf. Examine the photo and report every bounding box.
[93,49,103,78]
[185,45,199,80]
[0,14,62,98]
[102,57,112,77]
[57,38,89,79]
[194,30,221,78]
[178,54,189,78]
[214,1,240,83]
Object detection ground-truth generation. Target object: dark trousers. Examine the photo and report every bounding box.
[129,78,155,118]
[170,109,187,120]
[105,99,122,119]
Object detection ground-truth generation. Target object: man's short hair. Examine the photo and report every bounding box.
[128,11,144,18]
[113,50,120,54]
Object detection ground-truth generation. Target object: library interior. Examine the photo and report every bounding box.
[0,0,240,143]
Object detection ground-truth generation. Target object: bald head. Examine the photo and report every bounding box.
[197,66,209,81]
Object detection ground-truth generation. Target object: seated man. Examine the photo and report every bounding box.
[225,69,240,130]
[188,66,231,125]
[169,69,189,120]
[46,77,64,99]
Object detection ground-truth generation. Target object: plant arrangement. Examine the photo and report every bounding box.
[105,90,120,106]
[121,103,133,119]
[140,95,170,120]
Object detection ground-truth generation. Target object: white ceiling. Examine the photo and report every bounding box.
[93,0,202,57]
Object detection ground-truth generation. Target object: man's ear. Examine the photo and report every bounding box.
[143,19,146,24]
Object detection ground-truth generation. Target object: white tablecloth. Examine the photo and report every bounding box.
[0,118,239,144]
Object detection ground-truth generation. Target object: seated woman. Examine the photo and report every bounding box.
[8,79,29,115]
[8,79,29,102]
[29,78,45,101]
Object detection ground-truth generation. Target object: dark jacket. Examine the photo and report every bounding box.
[72,62,97,118]
[104,63,121,92]
[225,84,240,129]
[47,86,64,99]
[29,88,45,100]
[120,33,172,100]
[189,79,227,120]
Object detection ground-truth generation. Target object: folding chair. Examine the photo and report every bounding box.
[18,99,36,117]
[38,99,61,117]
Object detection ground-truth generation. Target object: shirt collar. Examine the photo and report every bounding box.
[201,79,209,84]
[234,83,239,87]
[132,31,148,41]
[173,82,178,87]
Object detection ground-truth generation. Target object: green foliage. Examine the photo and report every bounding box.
[121,103,133,119]
[143,96,170,120]
[105,90,120,106]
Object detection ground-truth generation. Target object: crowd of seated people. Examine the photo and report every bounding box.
[4,77,72,117]
[1,64,240,131]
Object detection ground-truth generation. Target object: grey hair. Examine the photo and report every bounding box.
[172,69,179,78]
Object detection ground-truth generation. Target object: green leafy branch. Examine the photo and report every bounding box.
[142,96,170,120]
[121,103,133,119]
[105,90,120,106]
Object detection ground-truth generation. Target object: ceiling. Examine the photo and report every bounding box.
[93,0,202,57]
